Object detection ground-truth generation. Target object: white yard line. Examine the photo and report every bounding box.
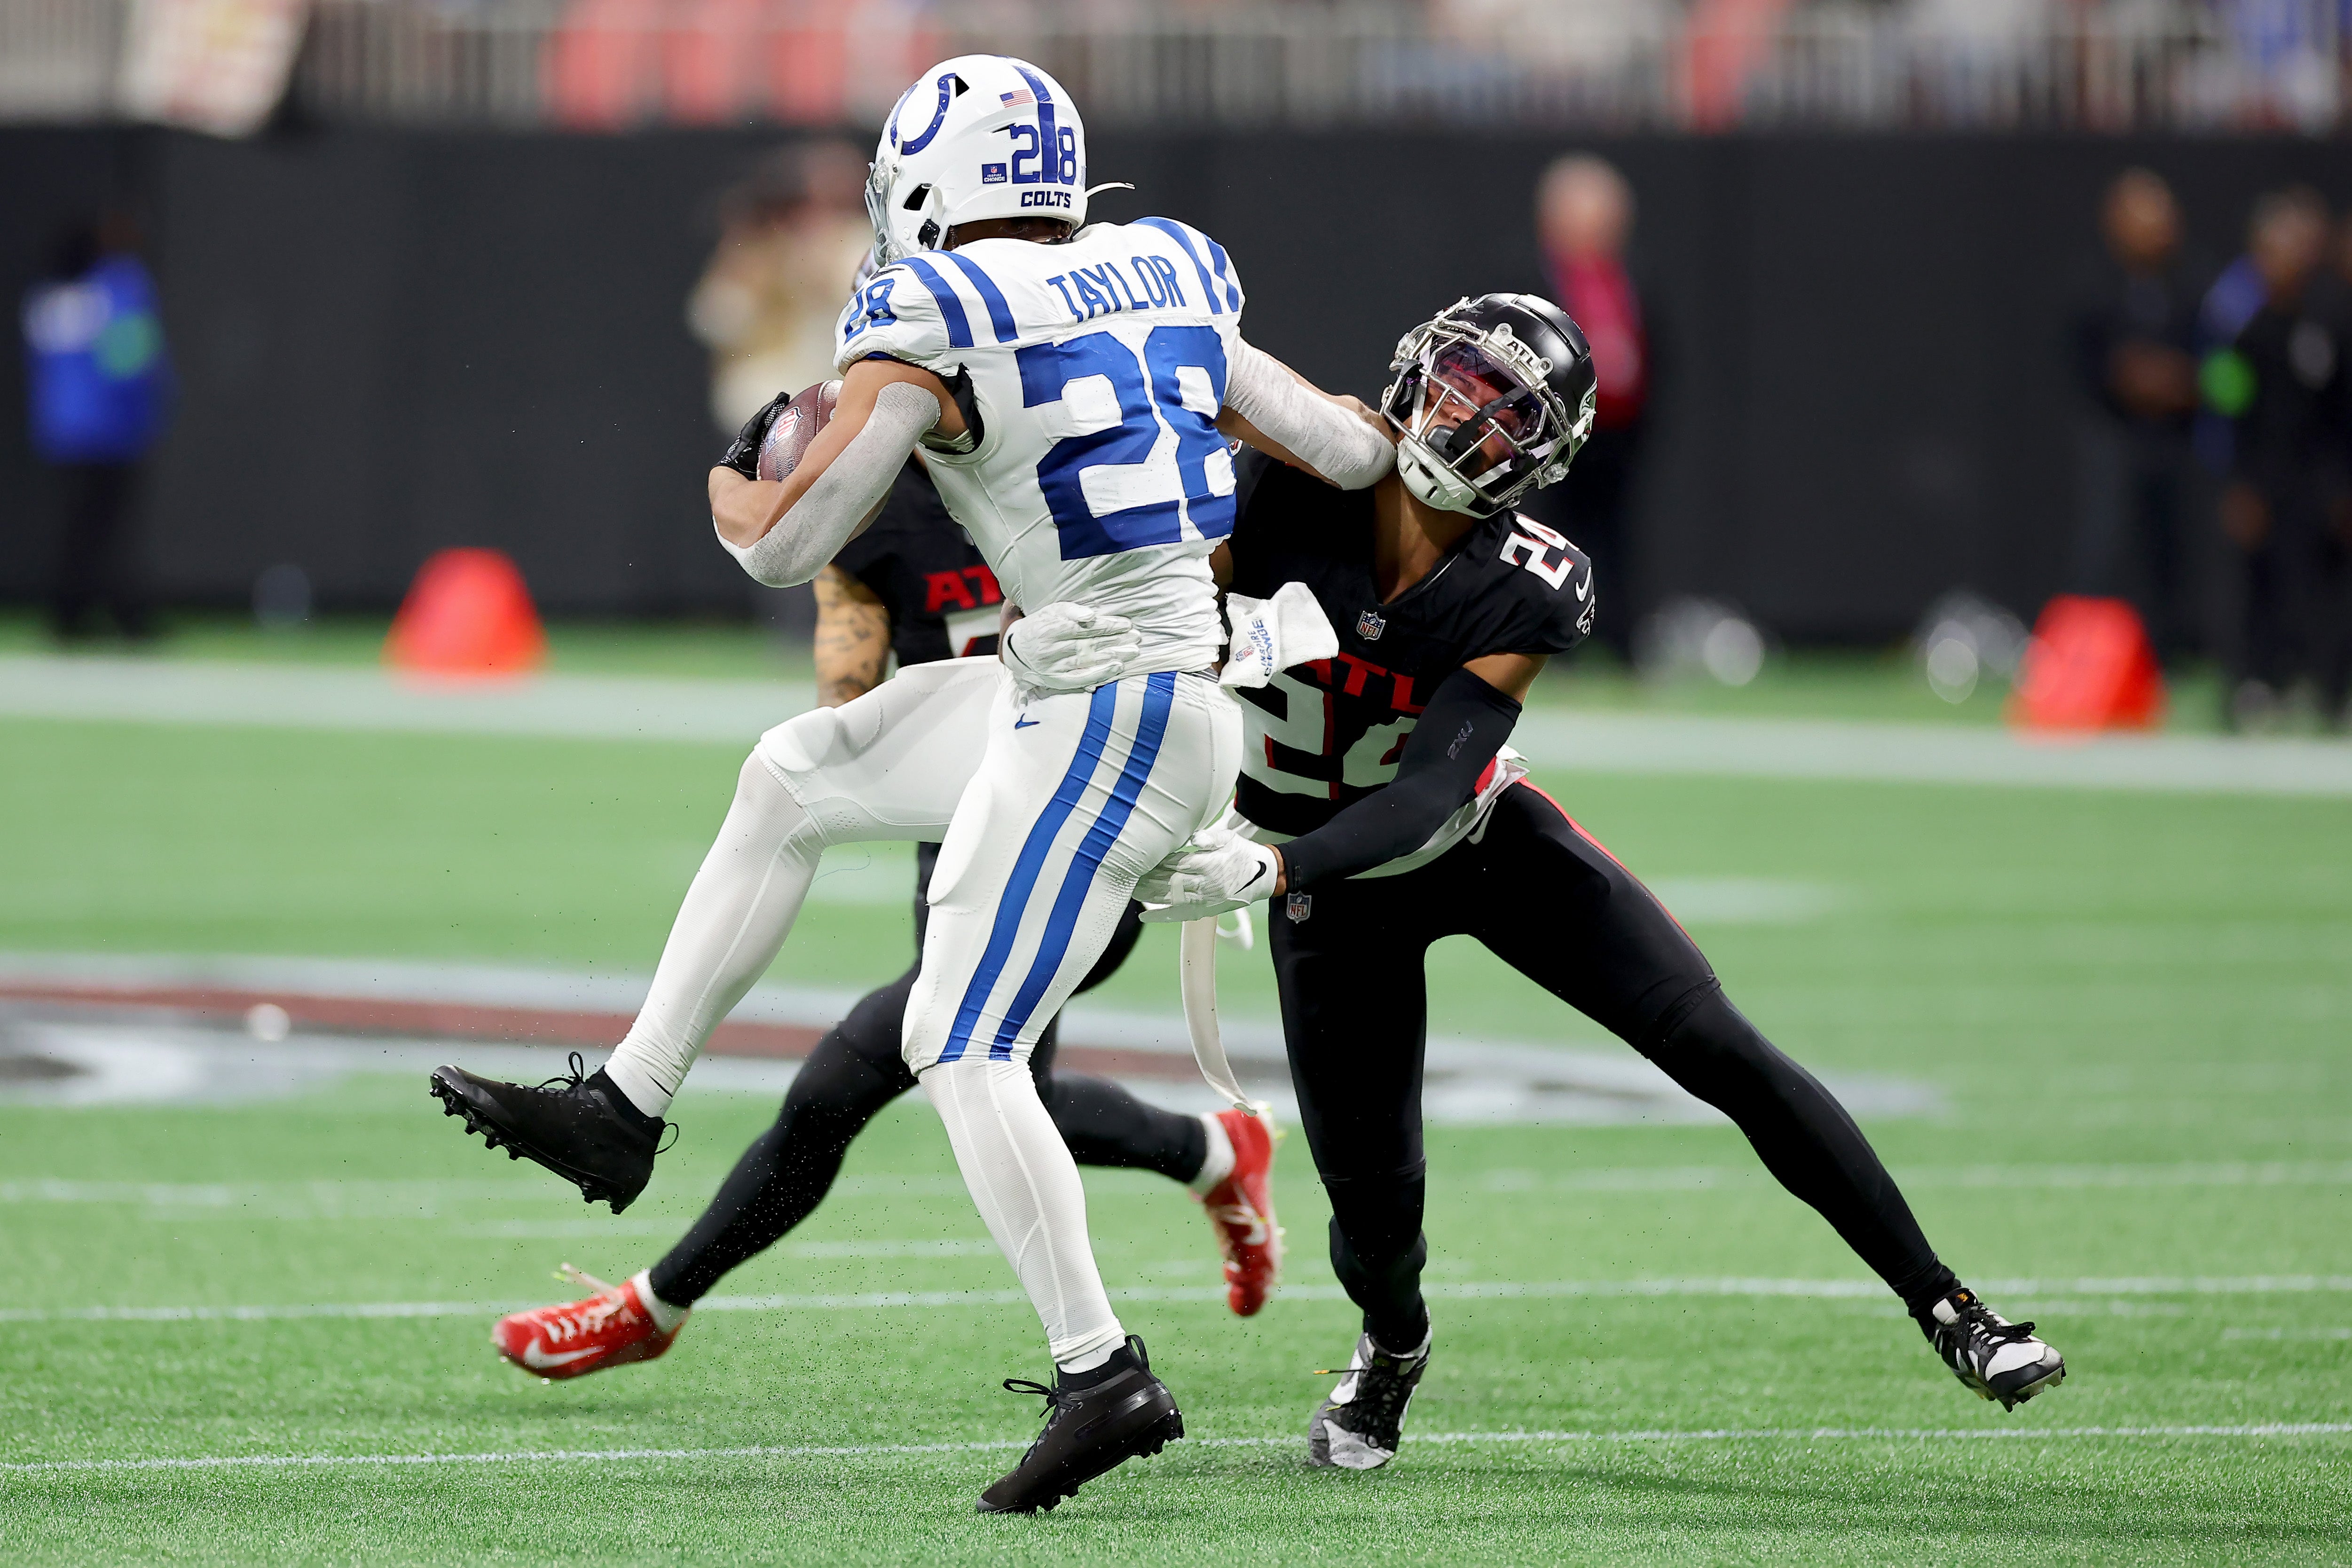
[7,1423,2348,1476]
[8,654,2350,796]
[0,656,811,747]
[8,1274,2350,1325]
[6,1159,2339,1214]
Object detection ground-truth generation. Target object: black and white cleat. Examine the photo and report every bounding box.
[1918,1287,2066,1410]
[977,1335,1184,1514]
[1307,1330,1430,1470]
[428,1053,664,1213]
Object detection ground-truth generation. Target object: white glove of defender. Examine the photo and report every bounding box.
[1220,581,1340,689]
[1001,601,1144,693]
[1136,826,1283,923]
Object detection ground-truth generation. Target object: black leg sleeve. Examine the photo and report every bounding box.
[1025,1007,1207,1184]
[1040,1069,1206,1182]
[646,969,919,1306]
[1322,1168,1431,1352]
[1641,985,1954,1310]
[1468,786,1954,1310]
[1271,882,1436,1348]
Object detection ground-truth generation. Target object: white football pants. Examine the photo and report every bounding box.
[601,658,997,1114]
[600,657,1242,1371]
[905,669,1240,1368]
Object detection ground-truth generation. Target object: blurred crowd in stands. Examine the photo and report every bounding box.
[9,0,2349,135]
[2075,167,2352,729]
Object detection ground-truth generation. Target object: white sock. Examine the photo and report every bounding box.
[603,755,824,1118]
[1185,1111,1235,1197]
[630,1269,690,1333]
[921,1057,1125,1373]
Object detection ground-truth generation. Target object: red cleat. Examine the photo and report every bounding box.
[1199,1107,1282,1316]
[492,1267,684,1380]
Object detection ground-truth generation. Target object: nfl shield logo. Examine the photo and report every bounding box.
[1285,892,1312,923]
[980,162,1008,184]
[1356,608,1386,641]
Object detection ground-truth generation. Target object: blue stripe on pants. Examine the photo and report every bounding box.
[934,683,1119,1064]
[986,672,1178,1060]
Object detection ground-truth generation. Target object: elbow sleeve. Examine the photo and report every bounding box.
[1277,667,1521,889]
[717,380,937,587]
[1223,339,1396,491]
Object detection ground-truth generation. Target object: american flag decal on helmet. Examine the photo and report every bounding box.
[1000,88,1036,107]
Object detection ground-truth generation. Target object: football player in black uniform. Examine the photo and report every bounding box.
[1140,294,2064,1469]
[487,457,1281,1379]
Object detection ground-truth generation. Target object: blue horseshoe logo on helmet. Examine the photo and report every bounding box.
[897,72,960,156]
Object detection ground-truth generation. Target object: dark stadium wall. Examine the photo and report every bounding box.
[3,127,2348,640]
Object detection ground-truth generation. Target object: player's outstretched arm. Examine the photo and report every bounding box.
[1272,653,1542,891]
[1139,653,1544,922]
[707,359,962,587]
[1216,340,1397,491]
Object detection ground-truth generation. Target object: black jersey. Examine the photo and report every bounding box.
[832,459,1005,665]
[1223,451,1595,838]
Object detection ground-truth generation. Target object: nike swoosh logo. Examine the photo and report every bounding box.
[519,1342,599,1369]
[1211,1201,1269,1248]
[1014,716,1039,729]
[1574,573,1592,601]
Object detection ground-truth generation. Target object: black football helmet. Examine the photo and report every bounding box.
[1380,293,1597,516]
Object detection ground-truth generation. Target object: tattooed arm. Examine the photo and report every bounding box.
[811,564,891,708]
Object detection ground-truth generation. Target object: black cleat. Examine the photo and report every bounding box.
[1307,1330,1429,1470]
[1917,1286,2066,1411]
[428,1053,664,1213]
[977,1335,1183,1514]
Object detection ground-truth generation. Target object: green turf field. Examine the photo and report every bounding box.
[2,637,2348,1564]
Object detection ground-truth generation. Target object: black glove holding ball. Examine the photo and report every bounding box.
[716,380,842,481]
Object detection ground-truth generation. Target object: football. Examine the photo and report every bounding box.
[755,378,842,482]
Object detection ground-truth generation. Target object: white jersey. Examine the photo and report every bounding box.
[833,217,1247,674]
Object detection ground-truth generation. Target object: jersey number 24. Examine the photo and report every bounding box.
[1017,325,1235,560]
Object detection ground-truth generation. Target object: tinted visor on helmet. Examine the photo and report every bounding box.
[1387,323,1570,507]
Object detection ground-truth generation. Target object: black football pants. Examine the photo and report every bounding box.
[1274,783,1953,1351]
[650,843,1204,1306]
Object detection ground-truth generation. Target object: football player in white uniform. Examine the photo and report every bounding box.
[429,55,1391,1513]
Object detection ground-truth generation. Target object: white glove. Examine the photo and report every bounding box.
[1001,601,1144,693]
[1220,581,1340,689]
[1136,826,1282,923]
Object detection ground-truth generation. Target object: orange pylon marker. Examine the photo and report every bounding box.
[2007,595,2164,733]
[384,548,546,678]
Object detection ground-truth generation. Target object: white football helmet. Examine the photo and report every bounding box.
[865,55,1090,266]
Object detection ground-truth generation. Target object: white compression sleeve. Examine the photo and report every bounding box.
[922,1058,1127,1372]
[715,380,940,588]
[602,755,825,1117]
[1222,338,1396,491]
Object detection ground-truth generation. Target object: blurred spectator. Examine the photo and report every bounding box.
[21,212,172,642]
[688,140,871,434]
[2070,168,2203,665]
[1528,152,1652,660]
[2205,187,2340,728]
[2319,211,2352,726]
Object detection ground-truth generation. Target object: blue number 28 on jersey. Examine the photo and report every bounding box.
[1016,324,1235,561]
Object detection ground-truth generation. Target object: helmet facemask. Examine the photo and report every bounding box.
[1382,308,1594,516]
[865,154,947,268]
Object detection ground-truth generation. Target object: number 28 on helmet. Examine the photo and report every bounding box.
[1381,293,1598,517]
[863,55,1094,266]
